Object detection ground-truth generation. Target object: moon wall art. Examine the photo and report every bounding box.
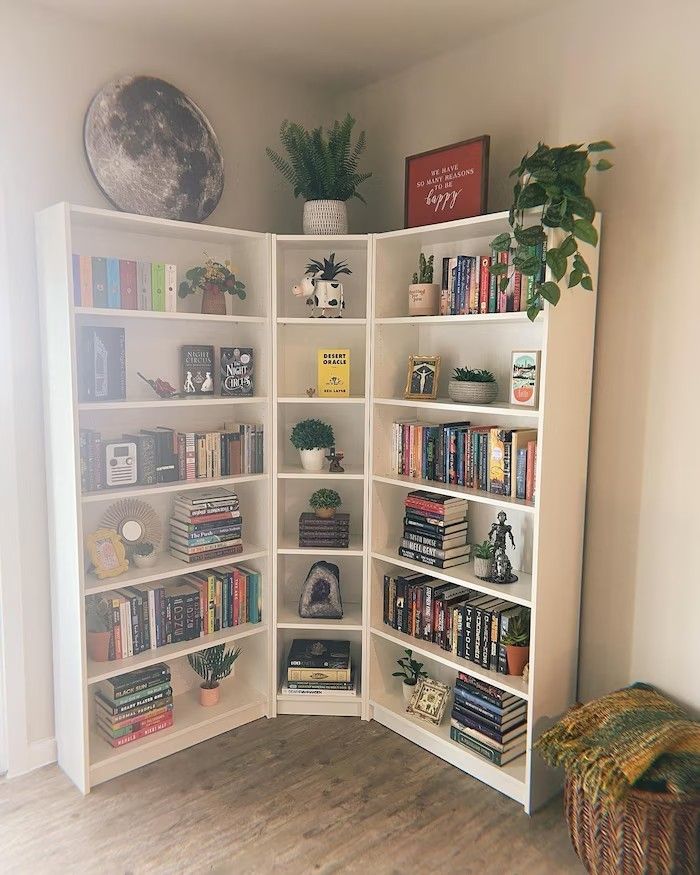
[84,76,224,222]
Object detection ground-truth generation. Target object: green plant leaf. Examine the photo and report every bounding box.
[581,274,593,291]
[573,252,590,274]
[568,269,583,288]
[573,218,598,246]
[489,262,508,276]
[499,276,510,293]
[517,183,547,209]
[546,248,567,281]
[570,195,595,222]
[490,232,511,253]
[588,140,615,152]
[559,235,577,258]
[595,158,613,171]
[527,303,541,322]
[514,224,546,246]
[539,281,561,305]
[513,252,541,276]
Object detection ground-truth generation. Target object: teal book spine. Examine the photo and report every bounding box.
[106,258,121,308]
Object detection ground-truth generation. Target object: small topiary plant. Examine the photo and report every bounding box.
[309,489,342,510]
[451,367,496,383]
[290,419,335,451]
[411,253,434,284]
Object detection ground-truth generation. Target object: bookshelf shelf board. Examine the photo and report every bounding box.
[376,313,534,326]
[83,543,267,596]
[375,210,513,244]
[74,307,267,325]
[82,473,266,503]
[277,317,367,326]
[276,233,369,248]
[374,397,539,418]
[276,686,362,717]
[370,688,526,804]
[277,534,364,557]
[78,397,266,412]
[277,396,366,405]
[372,474,536,514]
[87,623,268,684]
[276,602,363,631]
[371,549,533,607]
[89,680,267,785]
[277,464,364,480]
[370,626,529,700]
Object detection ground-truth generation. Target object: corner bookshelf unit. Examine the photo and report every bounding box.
[38,204,598,814]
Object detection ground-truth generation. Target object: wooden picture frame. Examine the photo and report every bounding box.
[510,350,541,408]
[404,354,441,400]
[404,135,490,228]
[406,677,451,725]
[86,527,129,579]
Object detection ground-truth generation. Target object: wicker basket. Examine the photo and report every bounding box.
[564,775,700,875]
[447,379,498,404]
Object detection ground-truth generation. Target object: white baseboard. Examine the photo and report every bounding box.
[6,736,57,778]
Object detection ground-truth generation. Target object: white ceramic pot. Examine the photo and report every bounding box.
[408,283,440,316]
[474,556,492,579]
[448,380,498,405]
[299,448,326,472]
[133,552,157,568]
[402,680,417,703]
[303,200,348,235]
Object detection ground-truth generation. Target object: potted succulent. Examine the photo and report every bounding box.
[85,595,112,662]
[309,488,342,519]
[290,418,335,472]
[408,253,440,316]
[131,541,156,568]
[448,367,498,404]
[266,114,372,234]
[473,539,494,580]
[306,253,351,316]
[188,643,241,707]
[392,648,428,703]
[502,609,530,677]
[178,256,246,316]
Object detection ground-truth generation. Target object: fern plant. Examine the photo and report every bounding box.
[266,114,372,202]
[411,253,434,284]
[305,253,352,281]
[451,367,495,383]
[188,644,241,689]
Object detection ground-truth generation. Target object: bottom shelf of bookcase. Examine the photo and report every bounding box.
[89,680,268,786]
[369,688,526,805]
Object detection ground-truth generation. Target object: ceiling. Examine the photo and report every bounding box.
[35,0,560,90]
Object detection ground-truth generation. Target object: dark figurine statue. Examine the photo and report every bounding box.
[487,511,518,584]
[325,446,345,473]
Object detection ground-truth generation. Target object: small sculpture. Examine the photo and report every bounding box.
[291,253,350,318]
[305,387,316,397]
[137,371,182,398]
[298,561,343,619]
[487,510,518,584]
[325,446,345,473]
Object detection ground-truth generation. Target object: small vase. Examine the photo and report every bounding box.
[402,680,417,703]
[473,556,492,580]
[314,507,335,519]
[408,283,440,316]
[303,200,348,235]
[505,645,530,677]
[199,683,220,707]
[299,448,326,472]
[201,286,227,316]
[448,380,498,405]
[87,630,111,662]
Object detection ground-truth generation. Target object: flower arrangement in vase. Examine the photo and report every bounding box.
[178,257,246,316]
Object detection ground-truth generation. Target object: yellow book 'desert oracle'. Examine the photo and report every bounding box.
[317,348,350,397]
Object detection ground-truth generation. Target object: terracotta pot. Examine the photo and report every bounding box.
[473,556,492,579]
[299,448,326,472]
[402,680,417,703]
[201,285,227,315]
[199,683,221,707]
[505,645,530,677]
[314,507,336,519]
[408,283,440,316]
[87,630,111,662]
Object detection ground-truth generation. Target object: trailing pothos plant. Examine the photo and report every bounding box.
[490,141,614,321]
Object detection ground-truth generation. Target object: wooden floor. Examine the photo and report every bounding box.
[0,716,583,874]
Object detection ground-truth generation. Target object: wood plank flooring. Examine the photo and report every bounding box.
[0,716,583,874]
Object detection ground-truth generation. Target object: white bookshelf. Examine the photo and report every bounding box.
[38,205,598,812]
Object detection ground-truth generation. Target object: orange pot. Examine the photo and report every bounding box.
[87,631,111,662]
[314,507,336,519]
[199,683,220,707]
[505,645,529,677]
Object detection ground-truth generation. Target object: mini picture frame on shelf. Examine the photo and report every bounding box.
[404,354,440,400]
[86,527,129,579]
[406,677,451,725]
[510,350,541,407]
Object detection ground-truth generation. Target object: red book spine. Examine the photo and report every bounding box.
[512,271,522,312]
[104,713,174,748]
[405,498,454,515]
[232,569,240,627]
[119,260,138,309]
[525,440,537,501]
[479,257,491,314]
[497,251,509,313]
[403,425,410,476]
[179,510,240,524]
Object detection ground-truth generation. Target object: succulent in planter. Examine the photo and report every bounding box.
[290,419,335,472]
[448,367,498,404]
[408,253,439,316]
[131,541,156,568]
[392,648,428,703]
[85,595,112,662]
[188,643,242,707]
[502,609,531,677]
[178,256,246,316]
[309,488,342,519]
[473,539,494,580]
[306,253,352,282]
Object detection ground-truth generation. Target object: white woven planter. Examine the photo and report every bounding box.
[448,380,498,405]
[299,448,326,471]
[303,200,348,235]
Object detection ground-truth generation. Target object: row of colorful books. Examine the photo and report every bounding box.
[79,424,264,493]
[398,491,470,569]
[391,421,538,501]
[439,245,545,316]
[95,664,173,748]
[73,255,177,311]
[170,487,245,564]
[280,638,357,698]
[449,674,527,766]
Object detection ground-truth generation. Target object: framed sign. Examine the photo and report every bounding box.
[404,135,490,228]
[404,354,441,400]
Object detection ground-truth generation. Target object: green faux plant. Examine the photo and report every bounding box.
[290,419,335,451]
[306,253,352,281]
[451,367,495,383]
[130,542,154,557]
[392,648,428,687]
[502,609,530,647]
[473,539,494,560]
[178,256,246,300]
[411,253,434,284]
[309,488,342,511]
[188,644,241,689]
[490,140,614,321]
[266,114,372,203]
[85,595,111,633]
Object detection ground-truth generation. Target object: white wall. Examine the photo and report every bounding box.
[339,0,700,711]
[0,0,333,769]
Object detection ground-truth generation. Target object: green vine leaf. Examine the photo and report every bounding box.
[488,261,508,276]
[568,269,583,288]
[546,248,567,281]
[527,303,541,322]
[581,275,593,291]
[588,140,615,152]
[499,276,510,293]
[513,251,541,276]
[514,225,546,246]
[595,158,613,171]
[539,281,561,305]
[573,218,598,246]
[570,195,595,222]
[490,232,512,252]
[560,235,577,258]
[517,183,548,209]
[573,252,590,274]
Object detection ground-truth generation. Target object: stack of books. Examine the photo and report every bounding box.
[170,487,243,563]
[95,663,173,749]
[298,513,350,549]
[280,639,356,698]
[398,491,470,569]
[449,674,527,766]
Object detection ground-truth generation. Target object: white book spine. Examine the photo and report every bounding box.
[148,589,157,649]
[136,261,152,311]
[165,264,177,312]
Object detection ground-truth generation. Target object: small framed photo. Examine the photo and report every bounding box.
[405,355,441,400]
[86,527,129,579]
[510,350,541,407]
[406,677,451,725]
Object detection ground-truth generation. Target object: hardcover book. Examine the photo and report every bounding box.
[317,348,350,397]
[136,261,152,311]
[220,347,254,396]
[91,256,108,308]
[119,260,137,309]
[181,345,215,395]
[106,258,121,308]
[165,264,177,312]
[151,262,165,311]
[287,638,350,668]
[78,326,126,402]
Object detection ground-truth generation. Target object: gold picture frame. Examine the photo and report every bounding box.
[404,354,441,400]
[86,527,129,579]
[406,677,451,725]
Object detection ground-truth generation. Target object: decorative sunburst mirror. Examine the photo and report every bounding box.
[100,498,162,557]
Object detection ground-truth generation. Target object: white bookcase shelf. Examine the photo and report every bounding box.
[38,204,598,813]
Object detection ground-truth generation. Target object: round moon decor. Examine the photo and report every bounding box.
[84,75,224,222]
